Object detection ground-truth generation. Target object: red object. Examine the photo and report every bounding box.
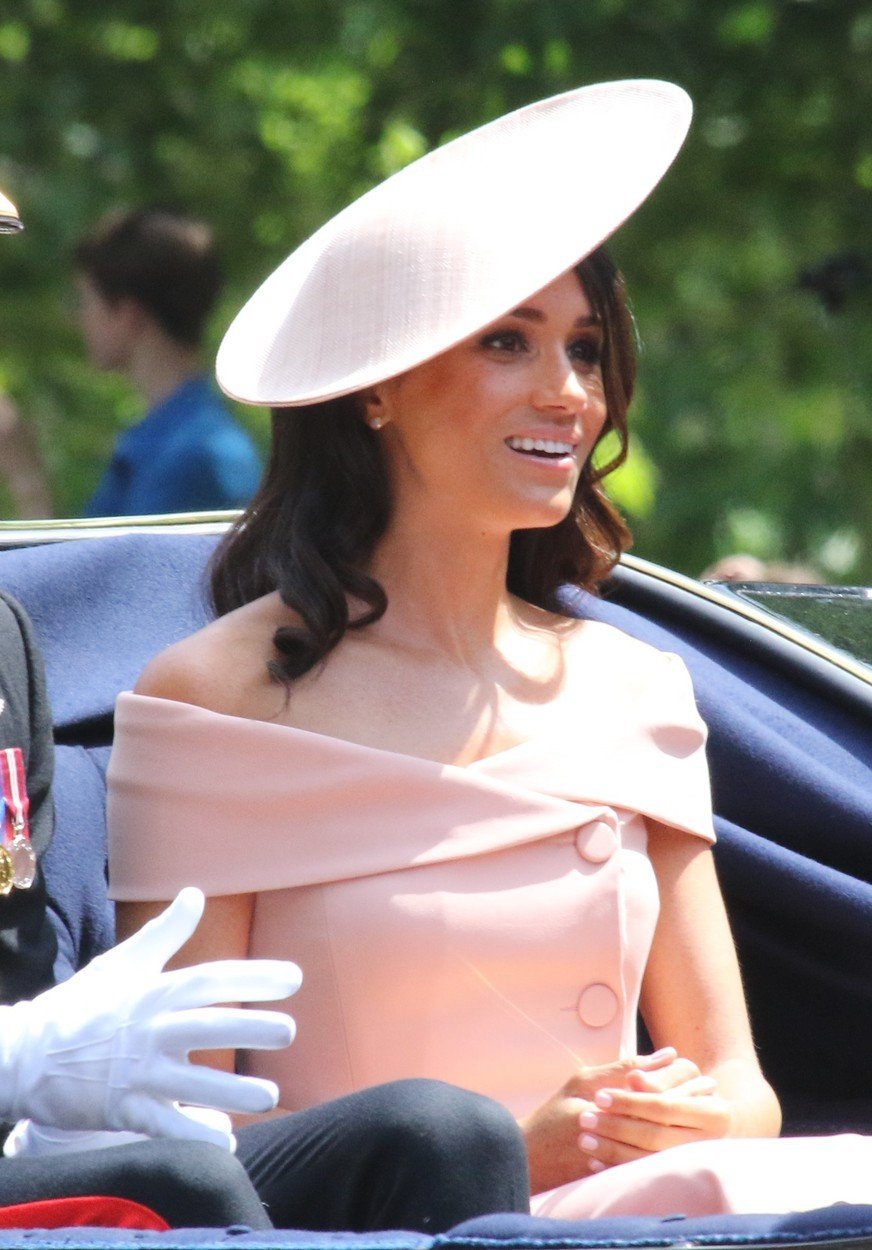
[0,746,30,840]
[0,1195,170,1230]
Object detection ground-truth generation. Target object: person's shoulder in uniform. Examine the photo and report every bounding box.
[0,592,58,1003]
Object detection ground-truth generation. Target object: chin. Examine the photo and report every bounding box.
[492,506,573,541]
[507,489,576,532]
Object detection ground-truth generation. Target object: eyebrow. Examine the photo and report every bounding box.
[508,306,602,328]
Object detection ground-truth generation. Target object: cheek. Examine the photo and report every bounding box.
[585,382,609,434]
[79,315,102,356]
[390,373,485,448]
[81,305,108,343]
[573,398,611,475]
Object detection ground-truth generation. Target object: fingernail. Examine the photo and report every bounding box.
[648,1046,677,1061]
[588,1158,606,1173]
[579,1111,598,1130]
[594,1091,613,1109]
[579,1133,599,1153]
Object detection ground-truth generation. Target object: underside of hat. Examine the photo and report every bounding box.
[217,79,692,408]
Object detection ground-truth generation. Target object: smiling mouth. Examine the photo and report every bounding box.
[505,436,576,460]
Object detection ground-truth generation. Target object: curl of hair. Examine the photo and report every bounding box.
[211,247,635,687]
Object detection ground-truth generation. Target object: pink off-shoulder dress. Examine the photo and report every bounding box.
[107,625,872,1217]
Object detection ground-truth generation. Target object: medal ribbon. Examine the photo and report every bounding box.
[0,748,29,842]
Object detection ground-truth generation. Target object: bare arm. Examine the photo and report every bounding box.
[637,819,781,1138]
[114,646,290,1118]
[524,822,782,1187]
[116,892,256,1076]
[582,821,781,1172]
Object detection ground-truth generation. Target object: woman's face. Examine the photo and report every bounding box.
[367,268,607,536]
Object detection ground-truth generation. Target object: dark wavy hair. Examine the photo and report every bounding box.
[211,246,635,685]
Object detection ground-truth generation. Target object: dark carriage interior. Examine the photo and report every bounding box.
[1,530,870,1143]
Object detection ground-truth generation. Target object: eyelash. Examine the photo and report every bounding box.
[479,329,602,366]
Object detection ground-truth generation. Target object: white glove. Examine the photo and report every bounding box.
[0,887,301,1148]
[4,1108,233,1159]
[3,1123,148,1158]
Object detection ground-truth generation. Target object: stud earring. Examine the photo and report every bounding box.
[367,414,388,430]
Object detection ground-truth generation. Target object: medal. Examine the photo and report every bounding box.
[0,748,34,890]
[9,833,36,889]
[0,846,13,896]
[0,796,10,896]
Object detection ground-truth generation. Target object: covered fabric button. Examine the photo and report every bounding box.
[577,983,619,1028]
[575,817,618,864]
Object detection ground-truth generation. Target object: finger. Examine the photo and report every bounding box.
[154,1008,296,1055]
[569,1053,671,1099]
[148,961,303,1012]
[144,1061,282,1114]
[625,1057,702,1093]
[578,1129,649,1169]
[631,1047,678,1070]
[673,1074,718,1097]
[176,1105,238,1153]
[594,1088,731,1133]
[580,1109,707,1154]
[109,889,205,972]
[624,1074,718,1100]
[120,1094,235,1149]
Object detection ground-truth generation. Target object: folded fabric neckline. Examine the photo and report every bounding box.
[109,682,716,900]
[121,691,534,773]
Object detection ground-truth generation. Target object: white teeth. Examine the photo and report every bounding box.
[506,437,574,455]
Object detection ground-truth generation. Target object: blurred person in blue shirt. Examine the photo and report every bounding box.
[75,208,262,517]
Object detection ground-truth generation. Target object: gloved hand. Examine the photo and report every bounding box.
[4,1122,148,1159]
[0,887,301,1148]
[4,1108,233,1159]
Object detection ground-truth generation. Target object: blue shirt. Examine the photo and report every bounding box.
[84,376,263,517]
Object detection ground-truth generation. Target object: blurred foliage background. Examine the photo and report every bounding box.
[0,0,869,580]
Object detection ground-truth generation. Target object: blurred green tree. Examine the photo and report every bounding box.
[0,0,869,580]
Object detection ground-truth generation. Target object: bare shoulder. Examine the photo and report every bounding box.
[513,598,664,666]
[549,609,683,694]
[135,592,298,717]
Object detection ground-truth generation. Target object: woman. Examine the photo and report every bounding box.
[108,80,872,1217]
[0,184,528,1235]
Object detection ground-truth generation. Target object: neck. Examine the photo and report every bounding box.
[368,507,517,664]
[127,331,203,406]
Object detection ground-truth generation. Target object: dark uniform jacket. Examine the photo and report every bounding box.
[0,591,57,1003]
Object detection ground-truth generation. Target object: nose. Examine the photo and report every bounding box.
[530,350,590,414]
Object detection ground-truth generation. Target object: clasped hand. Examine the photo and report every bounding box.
[0,887,301,1149]
[521,1048,733,1194]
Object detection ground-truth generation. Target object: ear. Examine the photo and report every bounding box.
[360,385,391,431]
[115,296,149,336]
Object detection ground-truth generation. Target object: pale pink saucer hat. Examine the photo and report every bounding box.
[0,187,23,234]
[217,79,692,408]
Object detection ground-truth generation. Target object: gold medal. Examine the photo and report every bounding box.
[0,751,34,891]
[0,846,14,896]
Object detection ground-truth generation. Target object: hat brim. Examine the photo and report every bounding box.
[217,79,691,407]
[0,188,23,234]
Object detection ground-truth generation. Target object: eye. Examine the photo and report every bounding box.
[479,328,529,354]
[568,335,602,367]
